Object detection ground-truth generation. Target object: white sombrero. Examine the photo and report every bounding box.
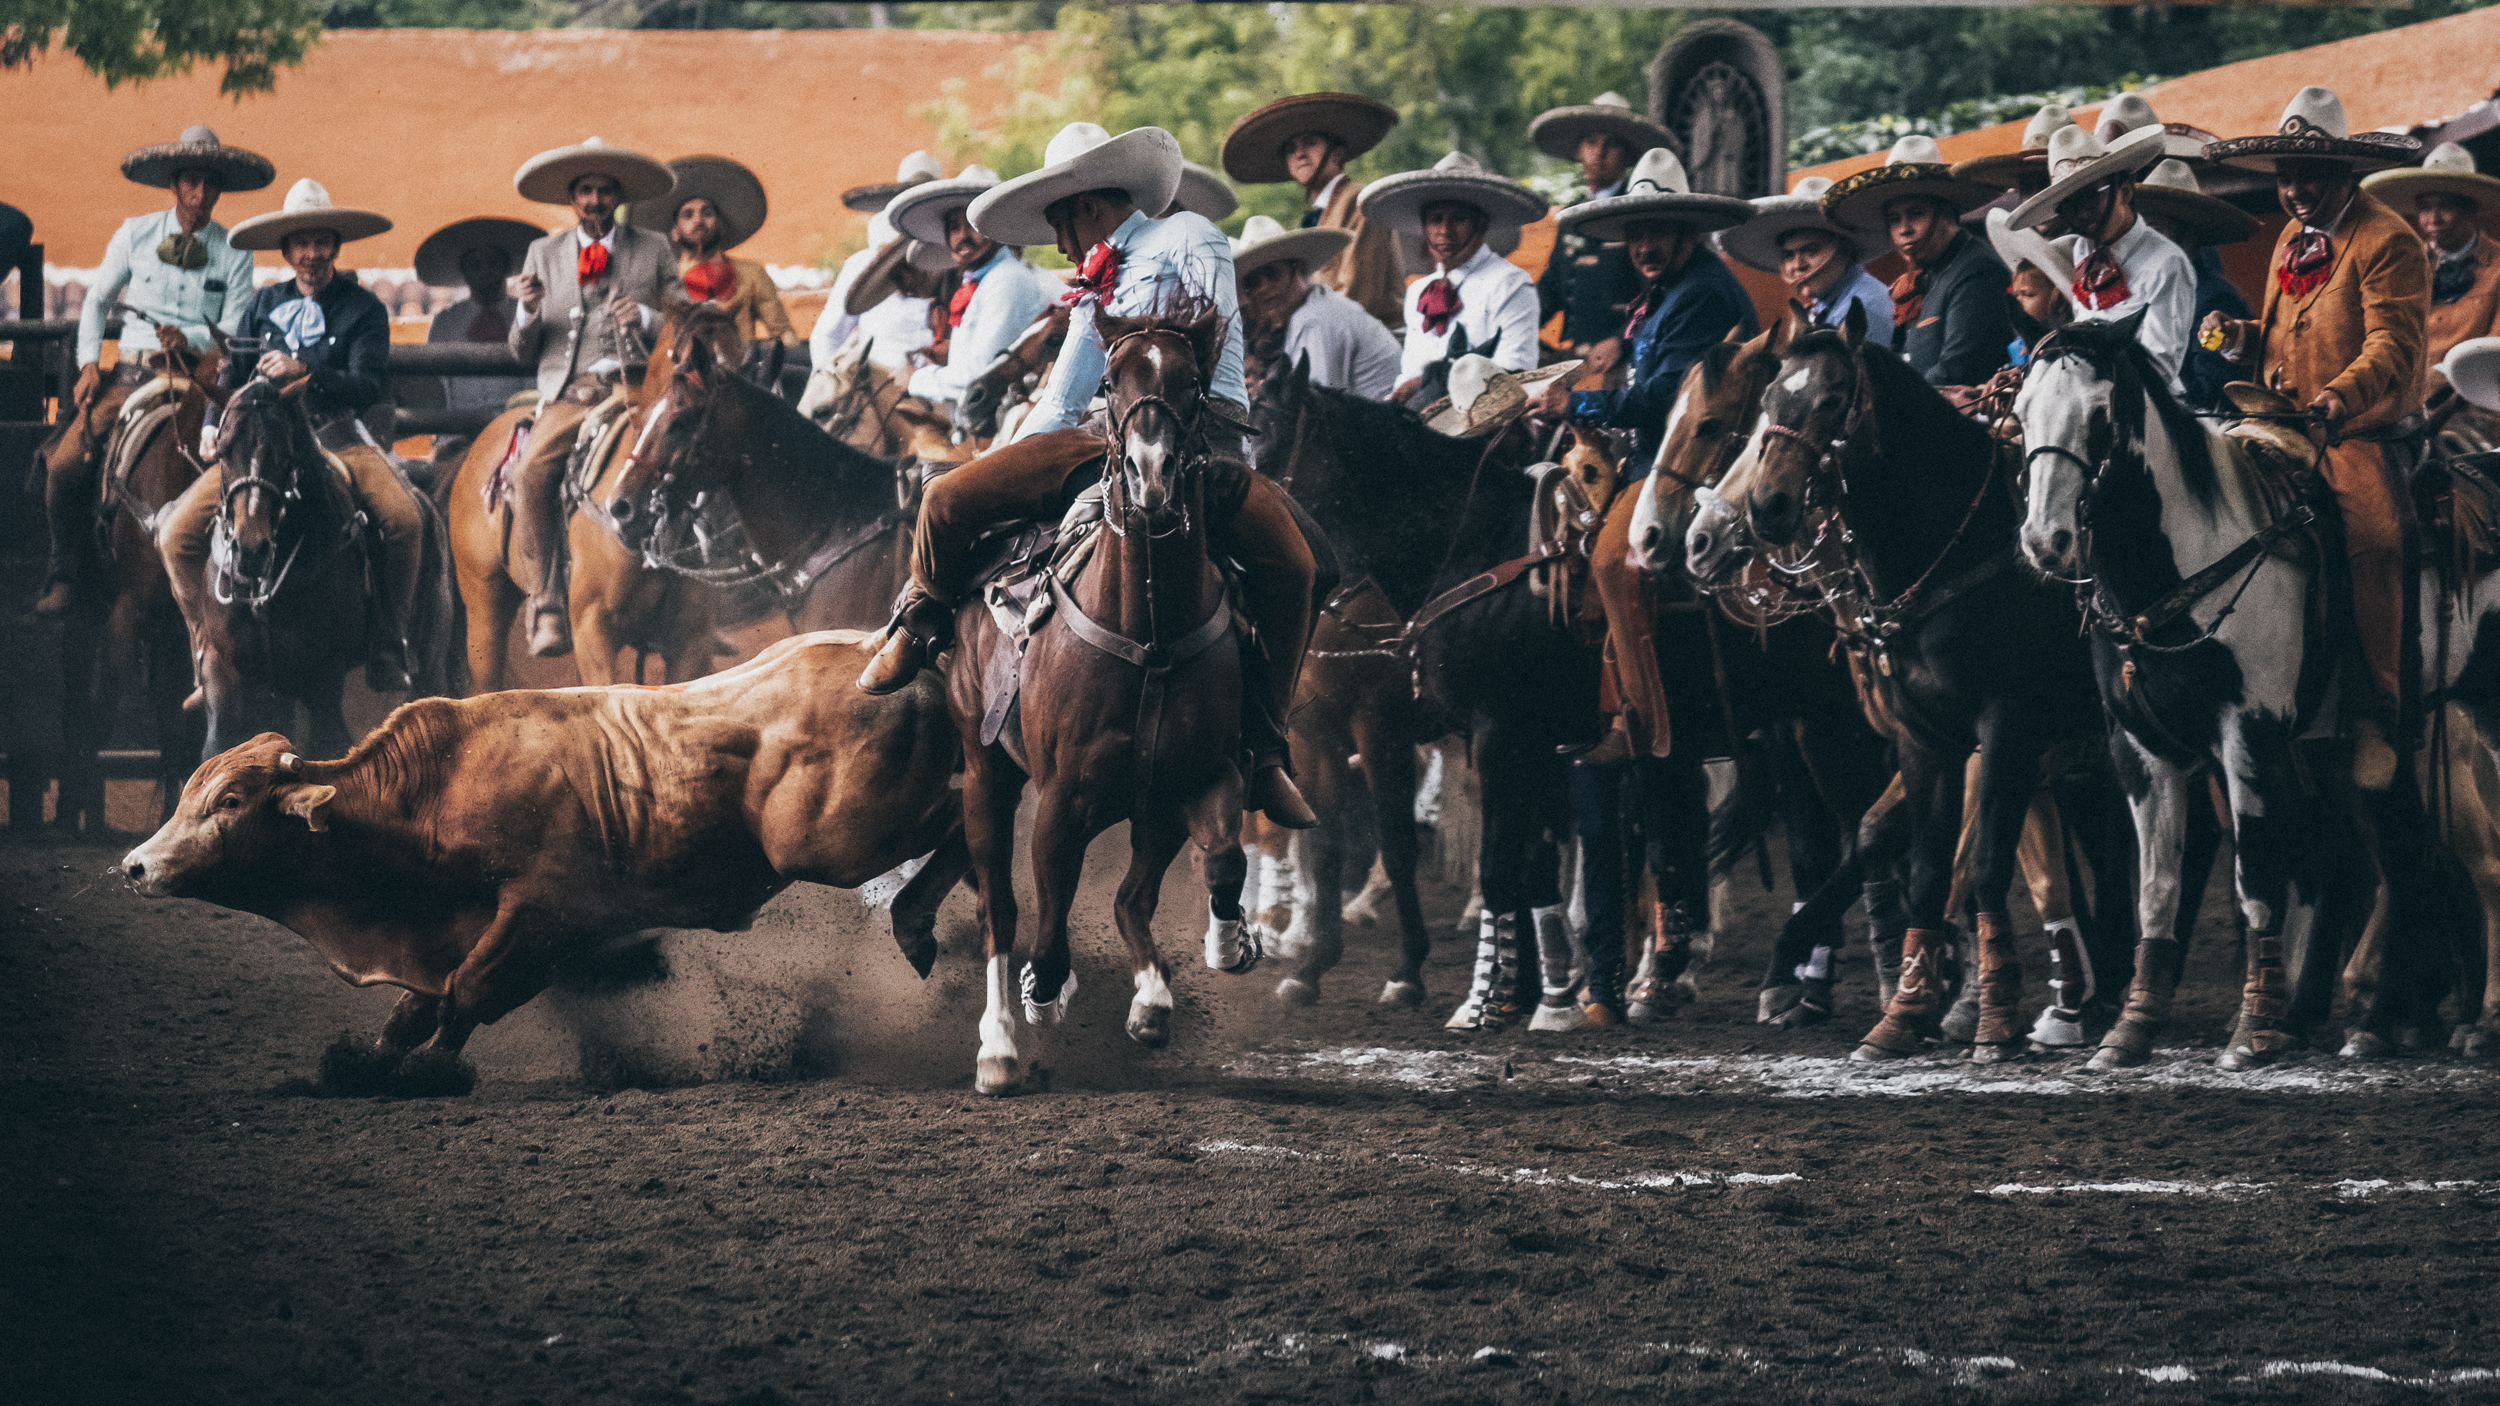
[1358,151,1548,256]
[628,155,769,250]
[843,150,944,214]
[1231,214,1352,278]
[1558,148,1753,242]
[887,164,1002,245]
[2363,142,2500,218]
[1717,175,1887,273]
[1822,135,2002,232]
[2008,122,2170,232]
[971,123,1185,249]
[1165,162,1240,222]
[121,123,275,192]
[2133,159,2260,247]
[1952,105,2075,193]
[2093,93,2217,164]
[514,136,675,206]
[1985,207,2079,293]
[2440,336,2500,410]
[2207,87,2422,174]
[228,179,393,251]
[1419,354,1584,439]
[414,216,544,287]
[1221,93,1401,186]
[845,212,946,317]
[1529,92,1677,163]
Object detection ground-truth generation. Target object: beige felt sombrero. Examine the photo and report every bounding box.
[2133,159,2260,248]
[1221,93,1401,186]
[1529,92,1677,163]
[1822,136,2001,232]
[414,217,544,287]
[1230,214,1352,278]
[1358,151,1548,257]
[228,178,392,251]
[1558,148,1753,243]
[886,165,1002,246]
[1952,105,2075,194]
[1716,176,1887,273]
[628,155,769,250]
[514,137,675,206]
[971,123,1186,249]
[2440,336,2500,411]
[2008,122,2170,232]
[121,124,275,192]
[1165,162,1239,222]
[1985,207,2079,292]
[1419,355,1583,439]
[2363,142,2500,218]
[2092,94,2217,164]
[2207,87,2421,174]
[843,150,944,214]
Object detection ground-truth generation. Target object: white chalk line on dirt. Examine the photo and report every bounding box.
[1219,1044,2500,1098]
[1193,1139,1801,1194]
[1984,1177,2492,1199]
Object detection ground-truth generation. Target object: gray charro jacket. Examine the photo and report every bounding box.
[510,222,682,400]
[1894,230,2013,388]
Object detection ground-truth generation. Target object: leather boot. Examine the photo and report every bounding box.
[857,594,953,696]
[1856,927,1945,1059]
[2218,929,2294,1070]
[1445,911,1521,1031]
[2092,937,2181,1069]
[1968,913,2023,1061]
[1249,764,1317,829]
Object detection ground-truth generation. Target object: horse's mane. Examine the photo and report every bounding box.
[720,362,897,510]
[293,696,462,819]
[1800,328,1992,461]
[2034,318,2223,514]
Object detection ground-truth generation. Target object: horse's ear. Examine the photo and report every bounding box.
[1095,310,1142,346]
[1770,302,1804,358]
[1723,323,1748,344]
[1447,325,1472,360]
[680,324,715,377]
[2112,305,2150,344]
[1291,348,1313,388]
[1841,296,1868,350]
[1187,309,1226,383]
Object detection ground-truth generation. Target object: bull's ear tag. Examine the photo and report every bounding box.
[280,784,338,832]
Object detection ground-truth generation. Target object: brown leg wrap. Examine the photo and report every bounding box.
[1860,927,1945,1053]
[2106,938,2180,1048]
[1972,913,2022,1047]
[2228,929,2293,1061]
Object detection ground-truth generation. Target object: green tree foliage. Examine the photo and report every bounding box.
[3,0,327,95]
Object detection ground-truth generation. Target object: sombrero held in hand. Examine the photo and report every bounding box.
[1419,355,1583,439]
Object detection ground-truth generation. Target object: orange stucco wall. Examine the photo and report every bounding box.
[3,28,1044,272]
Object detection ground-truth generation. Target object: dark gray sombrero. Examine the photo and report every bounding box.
[415,217,545,287]
[1222,92,1400,186]
[629,155,769,250]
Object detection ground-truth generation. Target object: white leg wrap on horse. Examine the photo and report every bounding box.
[1445,911,1518,1031]
[1204,905,1258,973]
[976,954,1022,1093]
[1414,746,1445,825]
[1020,961,1078,1028]
[2030,916,2094,1046]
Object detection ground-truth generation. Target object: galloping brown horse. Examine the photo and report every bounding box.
[54,353,215,827]
[945,306,1253,1095]
[443,308,733,691]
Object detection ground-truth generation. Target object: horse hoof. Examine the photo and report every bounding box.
[1378,980,1424,1008]
[1528,1002,1586,1033]
[2216,1043,2280,1072]
[2393,1024,2440,1053]
[1276,977,1319,1007]
[2086,1045,2146,1072]
[2028,1009,2090,1049]
[1849,1042,1912,1064]
[2465,1027,2499,1060]
[975,1057,1024,1096]
[1624,1001,1660,1025]
[1126,1012,1171,1049]
[1757,984,1804,1025]
[1968,1042,2017,1066]
[1769,1001,1830,1030]
[2338,1029,2389,1060]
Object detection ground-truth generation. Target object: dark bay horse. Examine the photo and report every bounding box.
[938,306,1255,1095]
[1687,308,2105,1062]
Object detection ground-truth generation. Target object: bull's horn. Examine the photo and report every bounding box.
[278,752,301,772]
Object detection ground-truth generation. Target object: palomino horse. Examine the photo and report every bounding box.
[54,351,214,827]
[1687,306,2105,1063]
[2019,315,2500,1064]
[195,376,454,760]
[444,308,733,691]
[942,305,1256,1095]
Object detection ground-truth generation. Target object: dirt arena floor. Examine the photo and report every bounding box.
[5,807,2498,1405]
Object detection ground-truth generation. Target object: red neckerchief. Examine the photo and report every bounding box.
[2072,246,2131,311]
[948,275,980,328]
[1417,275,1462,336]
[1061,241,1121,307]
[682,257,736,303]
[577,238,610,286]
[1889,267,1927,328]
[1620,286,1660,342]
[2278,231,2334,299]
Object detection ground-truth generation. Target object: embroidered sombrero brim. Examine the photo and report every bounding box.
[1222,93,1401,185]
[1420,360,1583,438]
[2207,131,2421,175]
[1529,105,1677,163]
[1235,226,1353,278]
[2131,184,2260,247]
[971,126,1185,250]
[2361,166,2500,216]
[886,173,1002,246]
[1717,196,1887,273]
[1561,185,1757,243]
[514,140,676,205]
[122,135,276,193]
[1951,150,2048,193]
[1820,163,2000,232]
[414,217,545,287]
[628,155,768,250]
[1358,167,1549,237]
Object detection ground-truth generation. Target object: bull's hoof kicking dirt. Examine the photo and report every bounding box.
[1275,976,1319,1007]
[305,1033,479,1099]
[1378,979,1424,1007]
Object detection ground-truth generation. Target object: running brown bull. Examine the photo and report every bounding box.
[119,631,969,1094]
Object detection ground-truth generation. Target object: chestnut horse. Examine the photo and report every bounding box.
[443,308,734,692]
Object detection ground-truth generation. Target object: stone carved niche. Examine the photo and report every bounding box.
[1648,19,1786,200]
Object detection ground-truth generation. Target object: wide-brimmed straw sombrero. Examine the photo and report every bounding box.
[414,216,543,287]
[228,179,392,251]
[1358,151,1548,257]
[1558,148,1752,242]
[1231,214,1352,278]
[972,123,1185,249]
[844,212,944,317]
[1165,162,1239,222]
[121,123,275,192]
[514,137,675,206]
[886,165,1001,245]
[1529,92,1677,163]
[1222,92,1401,186]
[2363,141,2500,217]
[2133,159,2260,247]
[2008,122,2169,232]
[2093,94,2216,164]
[1952,105,2074,193]
[1717,175,1886,273]
[1985,207,2079,292]
[628,155,768,249]
[2441,336,2500,412]
[843,150,944,214]
[2207,87,2422,174]
[1822,136,2001,232]
[1419,355,1583,439]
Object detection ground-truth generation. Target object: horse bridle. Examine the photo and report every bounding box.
[212,381,335,612]
[1101,329,1208,542]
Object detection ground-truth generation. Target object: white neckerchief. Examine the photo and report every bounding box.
[1308,173,1346,210]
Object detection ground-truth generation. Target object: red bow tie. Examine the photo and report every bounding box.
[2278,231,2334,299]
[1417,276,1462,336]
[577,240,610,286]
[2072,247,2131,312]
[949,276,979,328]
[682,257,735,303]
[1062,241,1121,308]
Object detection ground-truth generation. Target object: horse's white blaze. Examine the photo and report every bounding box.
[1782,368,1811,393]
[1661,379,1696,454]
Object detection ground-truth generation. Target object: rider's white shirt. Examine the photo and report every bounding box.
[77,210,256,367]
[1398,242,1540,381]
[2072,216,2196,396]
[907,247,1064,404]
[1016,208,1247,441]
[1285,284,1404,400]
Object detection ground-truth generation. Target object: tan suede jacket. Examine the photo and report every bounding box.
[2254,190,2428,434]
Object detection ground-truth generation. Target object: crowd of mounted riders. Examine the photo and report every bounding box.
[40,78,2500,1070]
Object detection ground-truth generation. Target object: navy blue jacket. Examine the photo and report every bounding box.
[1567,246,1759,475]
[2181,244,2253,413]
[240,270,391,420]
